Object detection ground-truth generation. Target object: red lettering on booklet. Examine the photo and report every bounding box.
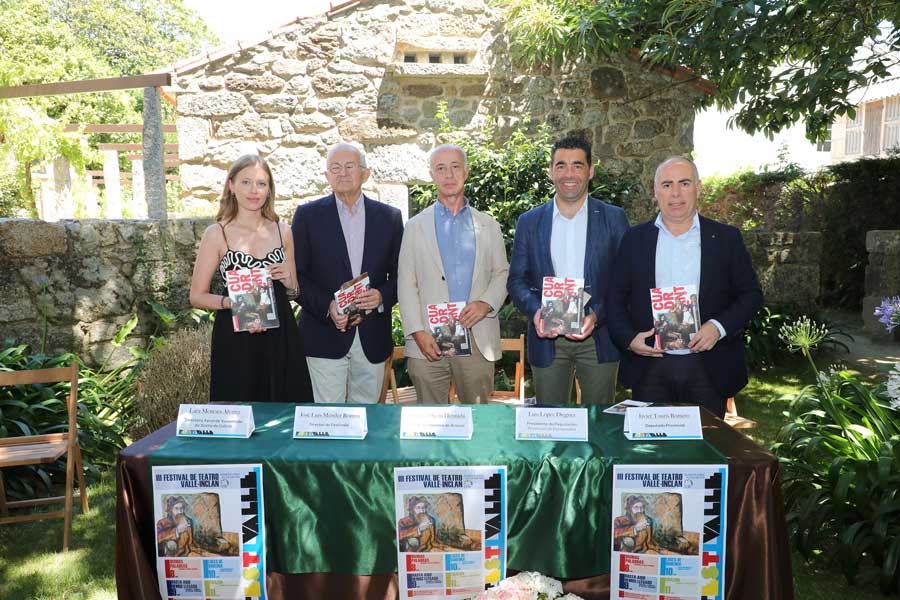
[543,277,577,298]
[226,268,266,293]
[427,303,461,325]
[650,286,687,311]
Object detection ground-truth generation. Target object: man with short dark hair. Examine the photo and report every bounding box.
[507,136,629,404]
[607,156,763,417]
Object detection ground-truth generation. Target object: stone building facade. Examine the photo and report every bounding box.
[171,0,708,221]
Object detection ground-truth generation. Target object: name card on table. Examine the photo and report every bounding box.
[176,404,255,439]
[623,406,703,440]
[515,407,588,441]
[400,406,473,440]
[293,406,368,440]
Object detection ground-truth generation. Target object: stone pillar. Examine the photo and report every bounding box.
[143,86,166,220]
[863,230,900,337]
[102,150,122,218]
[53,156,74,219]
[83,174,100,218]
[131,159,147,219]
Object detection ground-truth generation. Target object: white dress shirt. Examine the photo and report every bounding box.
[654,212,726,337]
[550,197,588,280]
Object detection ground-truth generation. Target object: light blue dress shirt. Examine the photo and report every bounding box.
[434,199,476,303]
[550,197,588,280]
[654,212,726,337]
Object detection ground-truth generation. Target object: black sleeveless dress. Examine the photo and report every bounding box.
[210,224,313,403]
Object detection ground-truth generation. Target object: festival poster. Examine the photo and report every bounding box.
[394,466,507,599]
[611,464,728,600]
[152,464,266,599]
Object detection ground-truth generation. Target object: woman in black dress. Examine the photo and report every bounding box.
[189,154,312,403]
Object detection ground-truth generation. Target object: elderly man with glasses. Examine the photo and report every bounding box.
[291,142,404,403]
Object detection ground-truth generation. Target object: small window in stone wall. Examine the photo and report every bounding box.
[429,54,441,64]
[404,53,417,63]
[453,54,467,64]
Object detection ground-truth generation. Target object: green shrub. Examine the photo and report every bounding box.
[0,343,138,498]
[130,324,212,439]
[774,318,900,594]
[743,307,851,372]
[820,154,900,308]
[699,162,827,232]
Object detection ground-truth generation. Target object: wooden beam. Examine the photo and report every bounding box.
[98,143,178,152]
[90,174,179,184]
[124,153,179,162]
[64,124,176,134]
[0,73,172,99]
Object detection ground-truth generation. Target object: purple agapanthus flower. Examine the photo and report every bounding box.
[874,296,900,332]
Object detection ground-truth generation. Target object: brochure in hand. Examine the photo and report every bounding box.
[650,285,700,354]
[225,268,279,333]
[334,272,371,327]
[540,276,584,336]
[427,302,471,357]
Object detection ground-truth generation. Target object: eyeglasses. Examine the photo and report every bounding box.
[327,162,362,174]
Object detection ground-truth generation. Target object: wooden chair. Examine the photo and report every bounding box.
[378,336,531,405]
[487,335,526,404]
[0,361,89,551]
[380,346,420,404]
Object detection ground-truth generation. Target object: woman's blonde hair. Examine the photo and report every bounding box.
[216,154,278,223]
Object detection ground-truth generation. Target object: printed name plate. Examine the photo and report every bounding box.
[515,407,588,441]
[176,404,255,438]
[400,406,473,440]
[293,406,368,440]
[623,406,703,440]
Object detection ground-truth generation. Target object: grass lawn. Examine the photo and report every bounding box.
[736,355,891,600]
[0,355,893,599]
[0,474,116,599]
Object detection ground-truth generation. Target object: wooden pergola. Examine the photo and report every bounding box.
[0,73,174,219]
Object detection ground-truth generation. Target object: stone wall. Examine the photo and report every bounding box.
[863,230,900,337]
[173,0,704,222]
[0,219,822,364]
[743,231,821,310]
[0,218,208,365]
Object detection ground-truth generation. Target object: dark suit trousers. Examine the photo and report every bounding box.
[632,353,726,417]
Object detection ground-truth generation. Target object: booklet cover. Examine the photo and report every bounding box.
[152,464,266,599]
[427,302,471,357]
[334,272,371,327]
[611,464,728,600]
[394,465,507,600]
[540,276,584,336]
[650,285,700,354]
[226,268,279,333]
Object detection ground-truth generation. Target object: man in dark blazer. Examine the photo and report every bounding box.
[508,136,629,404]
[292,142,404,403]
[607,156,763,417]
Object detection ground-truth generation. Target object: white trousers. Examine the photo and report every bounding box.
[306,331,384,404]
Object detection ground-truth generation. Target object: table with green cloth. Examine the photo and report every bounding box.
[116,403,794,600]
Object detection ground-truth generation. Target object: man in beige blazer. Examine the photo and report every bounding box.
[398,144,509,403]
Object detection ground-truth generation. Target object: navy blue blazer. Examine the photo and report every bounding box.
[291,193,404,363]
[507,196,629,369]
[607,215,763,398]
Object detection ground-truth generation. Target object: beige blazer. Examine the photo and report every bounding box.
[398,203,509,361]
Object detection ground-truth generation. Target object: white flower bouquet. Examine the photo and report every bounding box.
[473,571,584,600]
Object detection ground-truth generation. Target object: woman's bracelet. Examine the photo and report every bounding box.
[220,295,228,310]
[285,284,299,298]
